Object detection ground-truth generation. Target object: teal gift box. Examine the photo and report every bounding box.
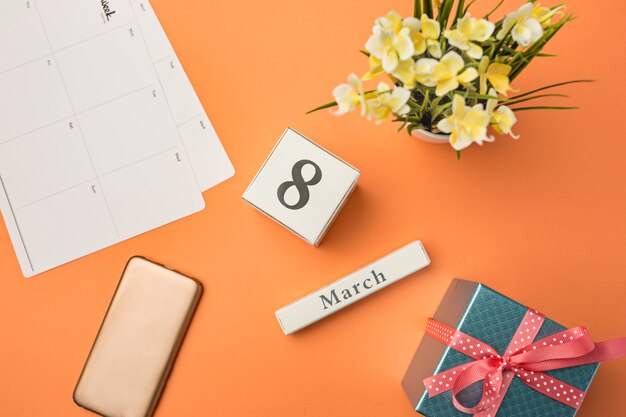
[402,279,600,417]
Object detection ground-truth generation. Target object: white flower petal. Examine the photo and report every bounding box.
[467,42,484,59]
[526,18,544,43]
[382,49,399,73]
[437,118,453,133]
[440,51,465,75]
[389,87,411,113]
[472,19,495,41]
[395,28,415,60]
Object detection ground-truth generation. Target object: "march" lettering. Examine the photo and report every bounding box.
[320,270,386,310]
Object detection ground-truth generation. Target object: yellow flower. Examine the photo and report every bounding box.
[365,56,417,88]
[416,51,479,96]
[444,13,495,59]
[412,14,442,58]
[363,54,385,80]
[366,83,411,124]
[365,11,415,73]
[532,4,566,28]
[364,12,444,80]
[478,56,515,95]
[372,10,407,33]
[391,59,418,88]
[366,57,423,89]
[332,73,367,116]
[497,3,543,47]
[437,95,493,150]
[486,89,519,138]
[414,57,439,87]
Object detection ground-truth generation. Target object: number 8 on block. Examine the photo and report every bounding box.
[243,128,360,246]
[277,159,322,210]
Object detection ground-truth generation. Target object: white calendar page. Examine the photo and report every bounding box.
[0,0,234,277]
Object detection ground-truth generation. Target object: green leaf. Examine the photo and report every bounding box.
[438,0,455,28]
[501,46,530,65]
[359,49,370,57]
[456,150,462,160]
[509,15,574,80]
[408,123,428,134]
[423,0,434,18]
[420,90,431,112]
[462,0,479,16]
[502,93,568,106]
[307,88,380,114]
[397,119,409,132]
[465,92,505,101]
[511,106,578,112]
[407,100,423,111]
[452,0,465,26]
[414,0,422,18]
[508,80,593,101]
[403,116,427,123]
[431,101,453,120]
[306,101,337,114]
[485,0,505,19]
[490,33,511,61]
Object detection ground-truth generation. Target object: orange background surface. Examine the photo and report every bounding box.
[1,0,625,416]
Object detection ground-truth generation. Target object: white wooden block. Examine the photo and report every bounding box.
[243,128,359,246]
[275,241,430,335]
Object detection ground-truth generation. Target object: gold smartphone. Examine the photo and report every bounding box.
[74,257,202,417]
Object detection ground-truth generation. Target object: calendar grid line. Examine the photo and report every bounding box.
[74,83,155,118]
[31,0,120,239]
[15,178,97,211]
[0,53,53,76]
[176,113,203,127]
[14,144,178,212]
[129,1,202,191]
[154,55,174,66]
[0,175,33,271]
[96,145,178,180]
[0,84,155,147]
[0,115,73,147]
[0,23,131,77]
[53,23,132,55]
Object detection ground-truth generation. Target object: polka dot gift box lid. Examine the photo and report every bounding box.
[402,279,600,417]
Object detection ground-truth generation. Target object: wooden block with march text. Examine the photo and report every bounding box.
[275,241,430,335]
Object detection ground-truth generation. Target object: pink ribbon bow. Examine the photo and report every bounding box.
[422,309,626,417]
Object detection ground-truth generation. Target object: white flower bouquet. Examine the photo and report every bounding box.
[310,1,588,156]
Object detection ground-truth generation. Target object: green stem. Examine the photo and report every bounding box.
[490,34,511,61]
[414,0,422,17]
[462,0,479,16]
[484,0,505,19]
[452,0,465,26]
[438,0,455,28]
[423,0,434,18]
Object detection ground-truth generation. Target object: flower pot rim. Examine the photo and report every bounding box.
[412,129,449,144]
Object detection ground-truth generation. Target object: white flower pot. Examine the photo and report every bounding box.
[411,129,449,144]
